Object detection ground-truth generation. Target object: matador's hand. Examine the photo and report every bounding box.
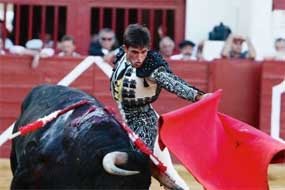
[195,93,212,101]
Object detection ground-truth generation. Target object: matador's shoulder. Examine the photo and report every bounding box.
[136,50,171,77]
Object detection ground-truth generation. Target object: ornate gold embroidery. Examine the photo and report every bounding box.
[114,78,124,101]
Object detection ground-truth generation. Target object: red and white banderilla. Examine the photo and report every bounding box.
[9,100,89,140]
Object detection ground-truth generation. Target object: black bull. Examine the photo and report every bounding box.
[10,84,151,189]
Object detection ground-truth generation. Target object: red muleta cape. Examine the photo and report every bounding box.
[159,90,285,190]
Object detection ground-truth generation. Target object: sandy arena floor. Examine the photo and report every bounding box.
[1,159,284,190]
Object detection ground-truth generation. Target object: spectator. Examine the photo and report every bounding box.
[157,25,165,39]
[221,34,256,59]
[24,38,55,68]
[1,36,53,68]
[159,36,175,59]
[58,35,80,57]
[88,28,118,63]
[42,33,54,48]
[273,38,285,60]
[265,38,285,61]
[1,20,54,67]
[88,28,116,56]
[171,40,196,60]
[195,40,205,61]
[7,43,44,69]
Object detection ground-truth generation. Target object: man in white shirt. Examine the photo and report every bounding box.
[171,40,196,61]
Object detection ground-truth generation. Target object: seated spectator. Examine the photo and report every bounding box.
[171,40,196,60]
[159,36,175,59]
[221,34,256,59]
[8,38,54,58]
[157,25,164,39]
[58,35,80,57]
[1,20,54,68]
[195,40,205,61]
[42,33,54,48]
[23,38,54,68]
[2,37,54,68]
[89,28,118,63]
[88,28,116,56]
[273,38,285,60]
[265,38,285,61]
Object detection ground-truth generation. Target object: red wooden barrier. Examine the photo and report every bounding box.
[0,56,284,158]
[0,55,87,157]
[208,59,262,126]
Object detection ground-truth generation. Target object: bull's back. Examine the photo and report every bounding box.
[15,84,99,130]
[10,84,100,175]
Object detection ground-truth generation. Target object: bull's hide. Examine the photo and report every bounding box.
[10,84,151,189]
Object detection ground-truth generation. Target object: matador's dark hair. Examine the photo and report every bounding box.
[123,24,150,48]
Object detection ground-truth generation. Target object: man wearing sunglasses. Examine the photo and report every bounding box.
[88,28,117,59]
[110,24,211,189]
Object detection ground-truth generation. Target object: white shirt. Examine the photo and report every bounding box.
[170,53,197,61]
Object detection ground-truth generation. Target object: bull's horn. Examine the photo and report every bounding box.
[102,151,140,176]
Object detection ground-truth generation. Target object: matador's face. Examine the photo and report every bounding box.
[124,46,148,68]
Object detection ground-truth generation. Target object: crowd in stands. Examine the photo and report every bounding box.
[1,19,285,68]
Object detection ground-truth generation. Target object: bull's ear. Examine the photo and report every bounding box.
[150,162,184,190]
